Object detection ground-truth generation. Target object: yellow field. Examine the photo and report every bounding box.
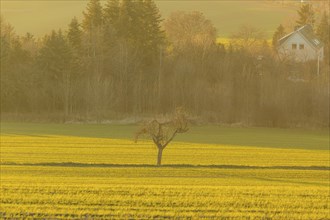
[1,135,328,166]
[1,134,329,219]
[216,38,272,47]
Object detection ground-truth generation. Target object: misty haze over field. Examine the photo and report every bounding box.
[1,1,329,219]
[1,0,329,128]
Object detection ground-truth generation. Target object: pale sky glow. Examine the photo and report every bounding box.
[1,0,297,38]
[1,1,88,36]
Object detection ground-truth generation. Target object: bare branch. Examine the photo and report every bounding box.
[134,108,189,165]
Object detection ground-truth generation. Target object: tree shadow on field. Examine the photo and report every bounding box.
[2,162,329,171]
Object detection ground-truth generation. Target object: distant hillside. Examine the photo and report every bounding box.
[1,0,301,38]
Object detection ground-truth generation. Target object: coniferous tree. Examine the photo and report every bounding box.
[68,17,82,52]
[140,0,165,65]
[82,0,105,118]
[82,0,104,61]
[1,4,329,127]
[104,0,120,29]
[0,17,14,68]
[21,32,38,57]
[272,24,286,49]
[316,12,330,60]
[67,17,84,116]
[103,0,164,65]
[296,3,315,28]
[103,0,121,54]
[0,20,11,68]
[1,36,31,112]
[1,18,34,113]
[37,30,72,113]
[117,0,135,41]
[38,30,71,81]
[82,0,103,32]
[316,12,329,45]
[67,17,83,78]
[82,0,104,71]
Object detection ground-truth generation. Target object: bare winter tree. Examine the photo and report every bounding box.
[135,108,189,166]
[164,11,217,52]
[230,24,266,53]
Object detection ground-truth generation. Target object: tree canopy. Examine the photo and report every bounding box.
[296,3,315,27]
[1,0,329,128]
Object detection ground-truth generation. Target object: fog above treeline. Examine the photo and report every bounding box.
[1,0,303,38]
[1,0,329,128]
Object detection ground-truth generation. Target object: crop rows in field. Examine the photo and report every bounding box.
[1,183,329,220]
[1,164,329,219]
[1,132,329,219]
[1,135,328,167]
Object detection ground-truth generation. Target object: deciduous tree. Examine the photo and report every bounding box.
[135,108,189,166]
[164,11,216,51]
[230,24,266,53]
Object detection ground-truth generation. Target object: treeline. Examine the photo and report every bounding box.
[1,0,329,128]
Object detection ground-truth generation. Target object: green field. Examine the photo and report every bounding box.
[1,122,328,150]
[0,123,329,219]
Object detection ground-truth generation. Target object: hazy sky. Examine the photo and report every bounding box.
[1,1,88,36]
[1,1,297,38]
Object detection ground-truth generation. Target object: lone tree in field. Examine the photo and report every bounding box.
[135,108,189,166]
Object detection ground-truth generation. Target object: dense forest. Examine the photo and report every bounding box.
[1,0,329,128]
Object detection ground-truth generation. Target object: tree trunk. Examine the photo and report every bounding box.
[157,147,163,166]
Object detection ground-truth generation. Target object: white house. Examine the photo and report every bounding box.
[277,24,324,62]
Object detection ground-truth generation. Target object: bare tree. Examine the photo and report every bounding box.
[135,108,189,166]
[164,11,217,52]
[230,24,266,53]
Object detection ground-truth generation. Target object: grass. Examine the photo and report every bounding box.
[0,123,329,219]
[1,134,329,166]
[1,122,328,150]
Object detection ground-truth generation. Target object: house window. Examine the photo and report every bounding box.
[292,44,297,50]
[312,39,320,45]
[299,44,304,50]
